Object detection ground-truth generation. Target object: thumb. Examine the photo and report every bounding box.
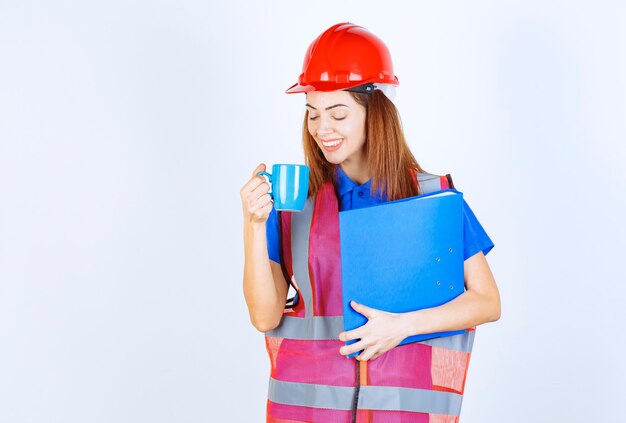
[252,163,266,178]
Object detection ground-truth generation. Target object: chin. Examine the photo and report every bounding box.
[322,155,345,165]
[319,149,345,165]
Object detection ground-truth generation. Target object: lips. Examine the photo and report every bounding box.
[320,138,343,152]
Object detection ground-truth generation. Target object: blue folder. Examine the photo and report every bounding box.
[339,189,465,357]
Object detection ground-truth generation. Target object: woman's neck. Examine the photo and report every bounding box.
[339,162,370,185]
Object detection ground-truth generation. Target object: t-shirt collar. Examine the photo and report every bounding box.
[336,165,373,196]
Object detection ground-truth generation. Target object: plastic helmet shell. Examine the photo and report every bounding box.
[286,22,399,94]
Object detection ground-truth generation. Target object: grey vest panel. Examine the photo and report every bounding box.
[266,198,315,339]
[359,384,463,416]
[290,198,314,319]
[267,314,474,353]
[417,172,445,194]
[266,315,344,340]
[269,377,463,416]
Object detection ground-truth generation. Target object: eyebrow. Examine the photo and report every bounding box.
[305,103,349,111]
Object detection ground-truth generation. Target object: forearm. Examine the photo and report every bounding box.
[400,289,501,338]
[242,221,285,332]
[339,251,500,361]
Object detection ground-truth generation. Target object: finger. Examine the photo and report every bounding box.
[249,193,273,213]
[258,200,274,216]
[251,163,266,178]
[241,175,265,196]
[351,300,375,318]
[339,327,364,342]
[369,352,382,361]
[340,339,367,357]
[241,164,269,194]
[250,179,270,197]
[356,347,378,362]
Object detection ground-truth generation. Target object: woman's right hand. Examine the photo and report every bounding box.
[240,163,273,225]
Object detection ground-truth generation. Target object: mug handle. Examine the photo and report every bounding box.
[256,171,273,198]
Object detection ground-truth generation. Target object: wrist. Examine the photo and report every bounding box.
[400,309,425,338]
[244,219,267,234]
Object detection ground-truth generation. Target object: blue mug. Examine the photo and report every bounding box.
[257,164,310,211]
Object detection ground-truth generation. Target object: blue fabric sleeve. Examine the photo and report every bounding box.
[462,199,494,260]
[266,207,281,264]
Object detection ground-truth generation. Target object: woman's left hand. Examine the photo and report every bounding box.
[338,300,409,361]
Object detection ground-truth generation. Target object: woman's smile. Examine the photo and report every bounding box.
[320,137,344,151]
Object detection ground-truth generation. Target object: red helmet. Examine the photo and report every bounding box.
[286,22,399,94]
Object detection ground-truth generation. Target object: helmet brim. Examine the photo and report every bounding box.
[285,82,315,94]
[285,77,399,94]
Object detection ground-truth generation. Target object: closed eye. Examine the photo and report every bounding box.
[308,115,346,121]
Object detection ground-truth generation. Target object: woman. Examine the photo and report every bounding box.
[240,22,501,423]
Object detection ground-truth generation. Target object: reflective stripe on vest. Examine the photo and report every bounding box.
[265,171,473,420]
[269,377,463,416]
[289,198,315,318]
[269,314,474,351]
[418,173,447,192]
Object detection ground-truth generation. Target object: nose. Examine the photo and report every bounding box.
[315,115,334,137]
[317,128,333,137]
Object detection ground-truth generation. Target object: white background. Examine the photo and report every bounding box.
[1,1,625,422]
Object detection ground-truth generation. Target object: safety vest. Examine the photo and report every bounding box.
[265,172,475,423]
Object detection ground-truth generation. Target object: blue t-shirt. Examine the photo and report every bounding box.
[266,167,494,263]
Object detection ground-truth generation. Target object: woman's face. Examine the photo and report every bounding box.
[305,90,367,168]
